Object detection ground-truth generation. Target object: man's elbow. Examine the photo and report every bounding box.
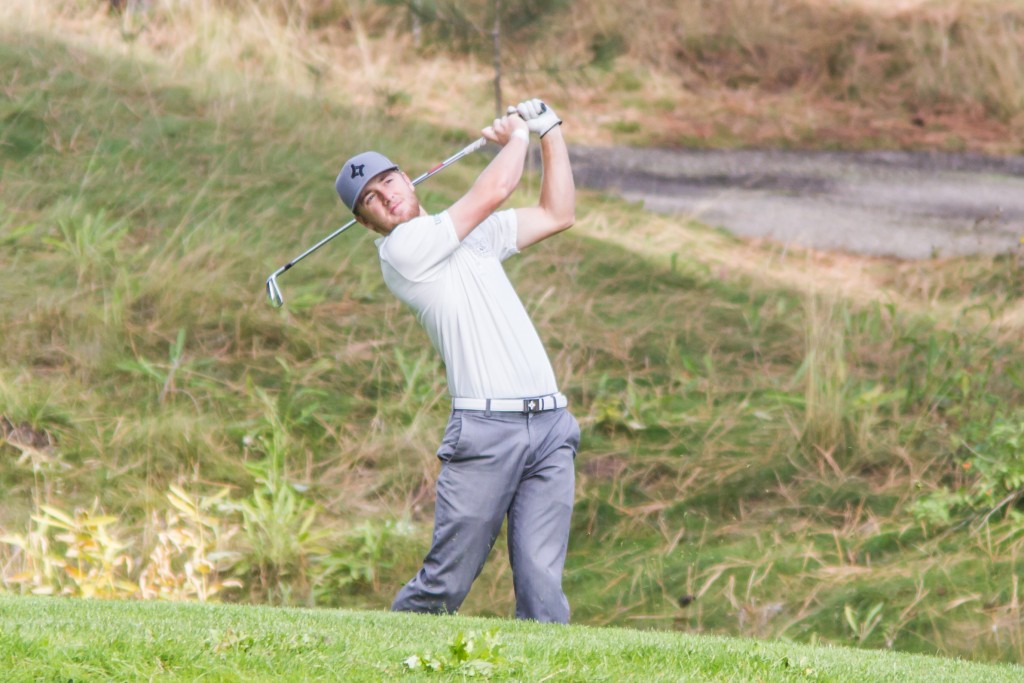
[557,212,575,233]
[547,194,574,233]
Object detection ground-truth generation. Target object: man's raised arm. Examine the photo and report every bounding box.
[447,114,531,241]
[513,99,575,250]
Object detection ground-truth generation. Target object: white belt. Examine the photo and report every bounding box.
[452,393,567,413]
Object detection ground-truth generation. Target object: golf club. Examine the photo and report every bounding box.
[265,137,488,307]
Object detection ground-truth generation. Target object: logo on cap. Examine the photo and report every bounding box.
[350,164,365,179]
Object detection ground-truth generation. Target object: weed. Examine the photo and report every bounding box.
[0,501,136,598]
[138,485,243,601]
[117,328,191,406]
[43,205,129,285]
[312,518,416,604]
[402,629,518,676]
[229,387,329,604]
[799,292,850,458]
[0,484,243,601]
[912,410,1024,527]
[844,601,885,645]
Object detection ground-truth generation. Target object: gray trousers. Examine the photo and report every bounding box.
[391,407,580,623]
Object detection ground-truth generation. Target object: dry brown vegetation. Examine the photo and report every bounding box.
[6,0,1024,154]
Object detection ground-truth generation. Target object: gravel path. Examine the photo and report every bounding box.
[569,146,1024,260]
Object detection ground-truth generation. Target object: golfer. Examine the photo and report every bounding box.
[334,99,579,623]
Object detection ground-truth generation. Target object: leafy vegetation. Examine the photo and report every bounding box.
[2,0,1024,673]
[402,628,517,676]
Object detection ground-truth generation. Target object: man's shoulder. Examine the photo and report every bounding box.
[377,210,460,282]
[388,211,450,239]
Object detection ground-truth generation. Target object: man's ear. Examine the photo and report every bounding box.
[354,209,387,236]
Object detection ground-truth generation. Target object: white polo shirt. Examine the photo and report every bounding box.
[375,209,558,400]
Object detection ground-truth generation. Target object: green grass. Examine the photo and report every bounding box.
[3,14,1024,675]
[2,595,1022,682]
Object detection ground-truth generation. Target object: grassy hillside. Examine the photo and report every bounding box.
[5,0,1024,154]
[2,595,1023,681]
[2,3,1024,670]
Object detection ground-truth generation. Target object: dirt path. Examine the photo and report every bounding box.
[569,146,1024,260]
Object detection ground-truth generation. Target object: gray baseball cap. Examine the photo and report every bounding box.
[335,151,399,212]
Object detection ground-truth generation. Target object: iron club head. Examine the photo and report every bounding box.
[266,273,285,308]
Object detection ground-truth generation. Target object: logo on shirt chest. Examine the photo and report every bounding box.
[462,231,493,257]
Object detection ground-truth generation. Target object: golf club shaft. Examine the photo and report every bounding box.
[266,136,487,307]
[410,136,487,185]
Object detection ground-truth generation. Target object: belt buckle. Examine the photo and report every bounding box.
[523,397,542,413]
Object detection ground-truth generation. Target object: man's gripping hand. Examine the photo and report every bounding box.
[515,98,561,138]
[482,112,530,146]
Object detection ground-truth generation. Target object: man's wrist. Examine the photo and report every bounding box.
[540,121,562,138]
[511,128,530,143]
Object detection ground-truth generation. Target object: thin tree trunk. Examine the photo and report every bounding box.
[491,0,502,117]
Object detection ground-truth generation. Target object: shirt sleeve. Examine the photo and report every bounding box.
[475,209,520,262]
[379,212,460,282]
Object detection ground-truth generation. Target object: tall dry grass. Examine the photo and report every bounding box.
[6,0,1023,151]
[578,0,1024,118]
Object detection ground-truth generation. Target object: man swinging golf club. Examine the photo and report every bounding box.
[335,99,579,623]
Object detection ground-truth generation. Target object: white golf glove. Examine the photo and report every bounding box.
[515,98,562,138]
